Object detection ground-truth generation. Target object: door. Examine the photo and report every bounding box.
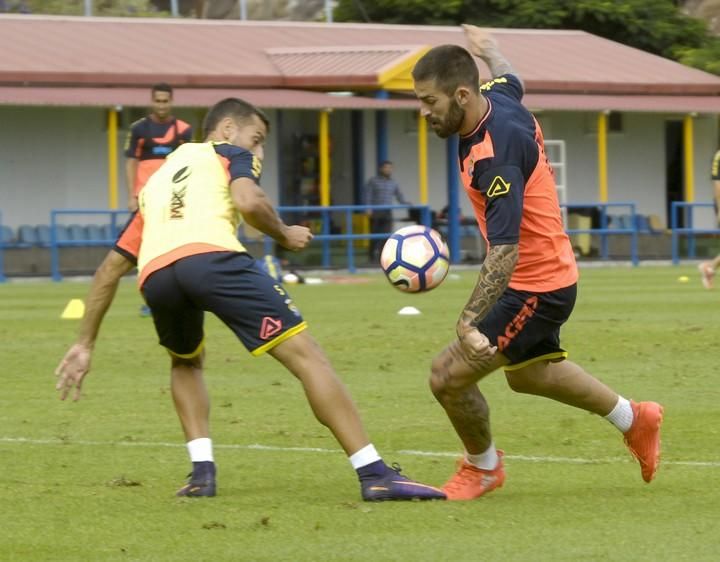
[665,120,684,228]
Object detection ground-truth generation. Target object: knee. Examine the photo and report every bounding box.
[429,355,451,399]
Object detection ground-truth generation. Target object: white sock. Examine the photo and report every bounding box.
[604,396,634,433]
[349,444,382,469]
[466,442,499,471]
[187,438,214,462]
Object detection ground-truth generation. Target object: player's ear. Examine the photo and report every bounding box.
[455,86,472,107]
[220,117,235,140]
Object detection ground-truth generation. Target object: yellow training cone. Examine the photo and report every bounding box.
[61,299,85,319]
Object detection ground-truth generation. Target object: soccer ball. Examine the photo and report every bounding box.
[380,225,450,292]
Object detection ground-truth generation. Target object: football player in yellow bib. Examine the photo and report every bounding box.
[55,97,445,502]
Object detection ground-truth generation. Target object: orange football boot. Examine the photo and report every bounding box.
[442,450,505,501]
[623,401,664,483]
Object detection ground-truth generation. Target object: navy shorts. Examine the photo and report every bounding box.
[476,284,577,370]
[141,252,306,357]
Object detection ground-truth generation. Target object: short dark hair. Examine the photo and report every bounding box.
[202,97,270,138]
[380,160,392,167]
[412,45,479,96]
[151,82,173,96]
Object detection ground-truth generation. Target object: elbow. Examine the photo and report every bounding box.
[234,198,260,218]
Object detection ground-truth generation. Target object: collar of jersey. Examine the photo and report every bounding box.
[461,97,493,139]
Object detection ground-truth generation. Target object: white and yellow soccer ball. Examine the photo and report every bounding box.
[380,225,450,293]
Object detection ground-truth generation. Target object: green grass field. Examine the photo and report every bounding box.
[1,266,719,561]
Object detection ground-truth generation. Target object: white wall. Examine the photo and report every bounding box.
[0,107,118,228]
[539,110,718,228]
[0,105,717,230]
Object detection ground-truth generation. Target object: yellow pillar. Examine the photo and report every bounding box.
[683,114,695,202]
[417,111,428,204]
[597,112,608,202]
[319,110,330,206]
[107,108,119,209]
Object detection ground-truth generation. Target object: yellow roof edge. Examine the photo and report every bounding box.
[377,46,432,92]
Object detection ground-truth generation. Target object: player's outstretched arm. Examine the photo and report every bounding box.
[231,177,313,251]
[55,250,135,401]
[125,158,139,212]
[462,24,522,86]
[456,243,518,360]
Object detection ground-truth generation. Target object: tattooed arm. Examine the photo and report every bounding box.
[456,243,519,360]
[462,24,523,89]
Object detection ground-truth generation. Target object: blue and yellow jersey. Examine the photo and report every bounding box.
[137,141,263,286]
[459,74,577,293]
[124,116,193,195]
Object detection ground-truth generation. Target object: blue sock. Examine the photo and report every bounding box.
[356,460,390,481]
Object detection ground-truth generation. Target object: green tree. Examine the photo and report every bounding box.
[335,0,720,73]
[19,0,167,16]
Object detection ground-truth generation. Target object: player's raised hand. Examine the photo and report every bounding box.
[55,343,92,401]
[462,24,498,58]
[281,225,314,251]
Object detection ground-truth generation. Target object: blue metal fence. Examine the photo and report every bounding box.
[253,204,433,273]
[4,201,718,280]
[562,202,639,265]
[670,201,720,264]
[50,209,131,281]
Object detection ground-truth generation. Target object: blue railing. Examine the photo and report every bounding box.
[5,200,701,280]
[50,209,131,281]
[562,202,639,265]
[251,204,432,273]
[670,201,720,264]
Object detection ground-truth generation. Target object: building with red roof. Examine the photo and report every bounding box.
[1,14,719,261]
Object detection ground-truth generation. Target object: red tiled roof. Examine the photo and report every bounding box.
[0,86,420,109]
[1,15,720,97]
[266,45,423,87]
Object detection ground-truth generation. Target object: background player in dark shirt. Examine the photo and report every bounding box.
[411,25,663,500]
[124,83,192,212]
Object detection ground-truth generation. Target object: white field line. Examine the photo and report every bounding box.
[1,436,719,468]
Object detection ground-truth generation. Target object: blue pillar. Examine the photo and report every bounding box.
[446,135,461,264]
[375,90,389,167]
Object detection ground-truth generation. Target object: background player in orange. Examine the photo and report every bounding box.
[124,83,192,213]
[411,25,663,500]
[125,83,192,315]
[55,97,445,503]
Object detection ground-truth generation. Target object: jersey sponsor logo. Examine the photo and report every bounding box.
[479,76,509,92]
[173,166,191,184]
[251,155,262,179]
[487,176,511,198]
[497,296,538,351]
[260,316,283,340]
[170,166,191,219]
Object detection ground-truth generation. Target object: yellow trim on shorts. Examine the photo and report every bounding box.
[166,338,205,359]
[503,351,568,372]
[250,321,308,356]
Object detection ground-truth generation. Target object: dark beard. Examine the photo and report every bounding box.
[436,100,465,138]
